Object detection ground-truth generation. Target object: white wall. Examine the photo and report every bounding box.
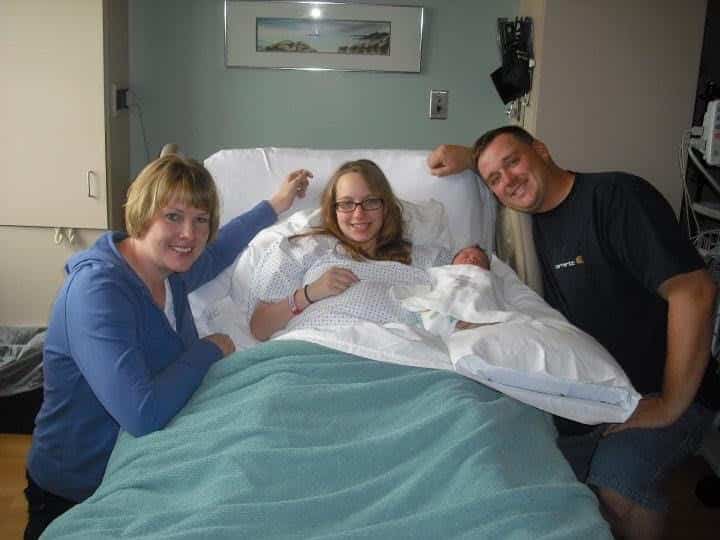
[521,0,706,213]
[0,228,104,326]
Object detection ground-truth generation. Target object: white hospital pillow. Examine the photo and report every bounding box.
[204,147,495,253]
[400,199,452,248]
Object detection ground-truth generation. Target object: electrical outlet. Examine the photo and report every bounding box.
[429,90,448,119]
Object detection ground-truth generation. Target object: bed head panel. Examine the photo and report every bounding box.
[204,147,496,252]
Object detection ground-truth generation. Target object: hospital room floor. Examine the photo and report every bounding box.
[1,433,718,539]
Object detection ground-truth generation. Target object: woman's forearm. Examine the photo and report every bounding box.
[250,289,309,341]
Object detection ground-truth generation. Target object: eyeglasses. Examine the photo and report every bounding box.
[334,197,384,213]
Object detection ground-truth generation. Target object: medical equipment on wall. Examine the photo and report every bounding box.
[681,98,720,361]
[691,99,720,166]
[491,17,534,121]
[682,98,720,230]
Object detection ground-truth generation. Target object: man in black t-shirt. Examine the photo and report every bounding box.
[427,126,718,540]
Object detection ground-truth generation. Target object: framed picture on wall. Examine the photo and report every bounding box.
[225,1,424,72]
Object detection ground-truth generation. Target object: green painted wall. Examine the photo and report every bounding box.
[129,0,518,174]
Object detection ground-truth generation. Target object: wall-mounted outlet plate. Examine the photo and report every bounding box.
[429,89,448,119]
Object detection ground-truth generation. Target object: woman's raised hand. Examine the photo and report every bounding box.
[306,267,360,302]
[268,169,314,215]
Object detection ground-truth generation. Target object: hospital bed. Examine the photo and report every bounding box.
[42,147,635,539]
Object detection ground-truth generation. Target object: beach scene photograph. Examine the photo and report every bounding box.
[257,18,391,55]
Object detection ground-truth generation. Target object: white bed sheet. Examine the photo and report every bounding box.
[274,256,640,425]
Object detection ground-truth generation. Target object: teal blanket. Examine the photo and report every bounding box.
[44,340,611,539]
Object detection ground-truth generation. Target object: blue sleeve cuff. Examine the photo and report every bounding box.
[184,338,224,371]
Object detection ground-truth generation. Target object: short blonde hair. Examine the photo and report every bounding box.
[124,154,220,241]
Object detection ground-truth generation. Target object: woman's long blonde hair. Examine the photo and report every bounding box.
[295,159,412,264]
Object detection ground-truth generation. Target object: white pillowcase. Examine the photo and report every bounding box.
[204,147,496,253]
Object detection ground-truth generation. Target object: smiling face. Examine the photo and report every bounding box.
[136,195,210,279]
[334,171,385,253]
[476,133,551,213]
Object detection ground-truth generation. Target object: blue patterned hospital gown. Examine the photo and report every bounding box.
[249,235,451,334]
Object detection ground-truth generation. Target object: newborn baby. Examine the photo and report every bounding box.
[452,245,490,270]
[449,245,491,330]
[392,245,517,337]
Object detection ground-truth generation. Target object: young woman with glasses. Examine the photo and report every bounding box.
[249,159,452,341]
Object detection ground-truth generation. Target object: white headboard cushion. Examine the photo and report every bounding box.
[204,148,496,253]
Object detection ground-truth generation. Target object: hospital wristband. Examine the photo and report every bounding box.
[288,289,303,315]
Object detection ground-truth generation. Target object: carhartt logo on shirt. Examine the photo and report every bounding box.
[554,255,585,269]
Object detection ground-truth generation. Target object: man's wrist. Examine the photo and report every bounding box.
[463,147,475,173]
[655,394,687,425]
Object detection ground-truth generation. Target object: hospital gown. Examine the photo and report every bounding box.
[249,235,451,334]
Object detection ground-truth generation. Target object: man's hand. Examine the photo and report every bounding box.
[603,396,674,435]
[427,144,474,177]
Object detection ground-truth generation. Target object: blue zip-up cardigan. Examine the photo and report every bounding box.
[28,201,276,502]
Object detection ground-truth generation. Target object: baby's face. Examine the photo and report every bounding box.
[453,247,489,269]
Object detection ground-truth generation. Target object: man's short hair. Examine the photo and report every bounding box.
[472,126,535,176]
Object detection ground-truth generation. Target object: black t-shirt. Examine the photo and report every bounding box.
[533,172,718,408]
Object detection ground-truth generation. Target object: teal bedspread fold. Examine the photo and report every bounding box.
[44,340,611,539]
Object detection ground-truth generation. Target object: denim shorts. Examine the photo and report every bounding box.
[556,401,715,512]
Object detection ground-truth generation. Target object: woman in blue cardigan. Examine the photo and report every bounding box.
[24,153,311,539]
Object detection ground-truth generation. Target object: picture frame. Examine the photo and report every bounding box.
[225,1,424,72]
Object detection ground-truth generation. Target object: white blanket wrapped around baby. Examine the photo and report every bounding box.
[392,265,520,336]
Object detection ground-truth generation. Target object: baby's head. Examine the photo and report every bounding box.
[452,245,490,270]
